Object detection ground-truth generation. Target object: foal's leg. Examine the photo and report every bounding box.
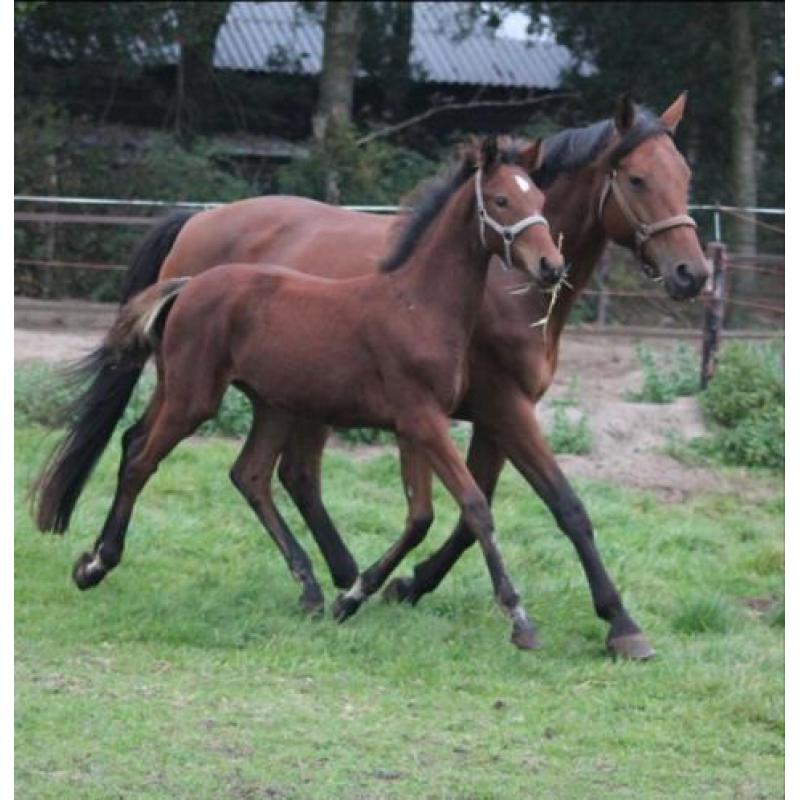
[399,408,539,650]
[383,427,505,605]
[331,438,433,622]
[278,423,360,589]
[72,382,215,590]
[230,404,325,615]
[391,395,654,660]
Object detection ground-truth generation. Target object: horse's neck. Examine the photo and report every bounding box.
[394,185,489,335]
[539,169,610,349]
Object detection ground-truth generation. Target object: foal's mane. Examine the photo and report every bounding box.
[533,105,671,190]
[380,137,528,273]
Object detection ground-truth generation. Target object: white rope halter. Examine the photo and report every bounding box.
[474,168,550,270]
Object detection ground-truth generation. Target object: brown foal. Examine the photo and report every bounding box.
[36,137,565,649]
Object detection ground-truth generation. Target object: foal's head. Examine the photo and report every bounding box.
[598,93,710,300]
[382,136,564,288]
[468,136,565,288]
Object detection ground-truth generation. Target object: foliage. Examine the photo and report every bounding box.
[546,380,592,454]
[697,342,784,470]
[628,343,699,404]
[15,98,257,300]
[274,123,437,205]
[516,1,784,210]
[14,421,784,798]
[549,406,592,454]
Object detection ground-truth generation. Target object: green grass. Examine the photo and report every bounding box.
[15,422,784,799]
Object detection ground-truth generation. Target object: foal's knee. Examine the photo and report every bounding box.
[406,510,434,548]
[461,493,494,538]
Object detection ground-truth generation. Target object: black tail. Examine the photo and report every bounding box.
[33,211,194,533]
[120,210,195,304]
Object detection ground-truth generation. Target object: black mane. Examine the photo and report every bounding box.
[380,138,528,273]
[534,106,670,189]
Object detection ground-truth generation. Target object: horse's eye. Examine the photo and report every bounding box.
[629,175,646,190]
[494,195,509,207]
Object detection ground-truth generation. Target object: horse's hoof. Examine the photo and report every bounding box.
[607,632,656,661]
[72,551,106,591]
[300,593,325,618]
[510,623,543,651]
[331,593,361,623]
[382,576,414,605]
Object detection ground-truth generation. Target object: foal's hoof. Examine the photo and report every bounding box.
[510,623,543,651]
[332,593,362,623]
[382,576,415,605]
[72,551,107,591]
[300,592,325,618]
[607,632,656,661]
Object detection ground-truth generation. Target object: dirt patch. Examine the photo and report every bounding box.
[15,300,778,501]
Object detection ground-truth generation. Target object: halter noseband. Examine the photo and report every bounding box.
[475,168,549,270]
[598,169,697,278]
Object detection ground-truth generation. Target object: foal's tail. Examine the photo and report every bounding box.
[33,276,190,534]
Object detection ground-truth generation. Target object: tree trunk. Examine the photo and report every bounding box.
[728,1,758,294]
[313,2,363,144]
[173,2,230,142]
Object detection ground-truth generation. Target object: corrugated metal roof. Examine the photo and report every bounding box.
[213,2,573,89]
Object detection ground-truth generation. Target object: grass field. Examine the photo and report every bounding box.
[15,422,784,799]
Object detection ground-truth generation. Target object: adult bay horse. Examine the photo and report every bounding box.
[36,137,566,649]
[36,94,709,659]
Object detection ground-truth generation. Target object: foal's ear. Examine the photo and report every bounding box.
[520,139,544,174]
[614,92,637,133]
[480,135,499,168]
[660,91,688,134]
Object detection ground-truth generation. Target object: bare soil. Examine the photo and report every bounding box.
[15,299,776,501]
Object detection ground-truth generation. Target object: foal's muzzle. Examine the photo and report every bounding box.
[538,257,564,288]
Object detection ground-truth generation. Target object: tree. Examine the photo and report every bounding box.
[509,2,783,238]
[312,2,364,144]
[170,2,230,141]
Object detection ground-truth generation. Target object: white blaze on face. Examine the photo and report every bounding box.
[514,175,532,194]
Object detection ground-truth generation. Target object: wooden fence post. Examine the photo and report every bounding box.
[700,242,728,389]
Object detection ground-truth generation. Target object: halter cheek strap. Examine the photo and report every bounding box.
[475,168,549,270]
[598,169,697,276]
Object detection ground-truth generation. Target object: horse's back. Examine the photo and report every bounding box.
[160,196,396,282]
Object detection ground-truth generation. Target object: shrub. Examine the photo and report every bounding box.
[628,342,699,403]
[549,406,592,455]
[697,342,784,470]
[275,124,437,206]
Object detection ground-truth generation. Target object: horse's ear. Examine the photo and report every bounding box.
[614,93,637,133]
[520,139,544,174]
[660,91,688,134]
[481,135,499,168]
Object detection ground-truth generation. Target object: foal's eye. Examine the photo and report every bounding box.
[494,195,509,207]
[629,175,646,190]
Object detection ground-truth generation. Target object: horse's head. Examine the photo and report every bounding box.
[472,136,565,288]
[599,93,709,300]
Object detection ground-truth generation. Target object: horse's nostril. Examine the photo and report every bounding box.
[675,263,692,285]
[540,257,557,280]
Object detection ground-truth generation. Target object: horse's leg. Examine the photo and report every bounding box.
[391,394,653,659]
[72,381,214,590]
[491,397,654,659]
[230,404,325,615]
[399,408,539,650]
[331,438,433,622]
[278,423,360,589]
[383,427,505,605]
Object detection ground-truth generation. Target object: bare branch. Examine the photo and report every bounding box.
[356,92,578,146]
